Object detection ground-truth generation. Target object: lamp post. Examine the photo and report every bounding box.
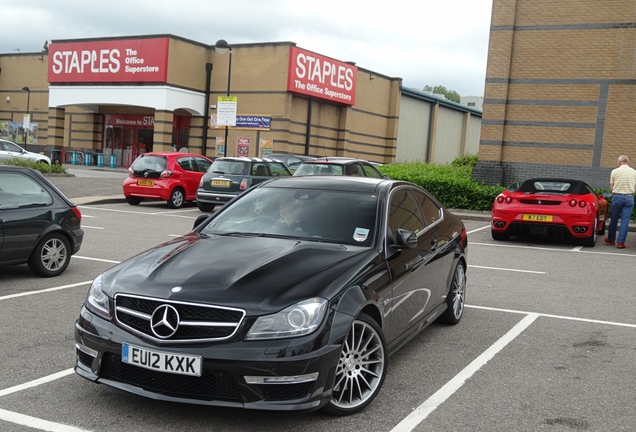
[21,86,30,145]
[215,39,232,157]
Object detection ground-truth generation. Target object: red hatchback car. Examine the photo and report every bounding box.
[491,178,609,247]
[123,152,213,208]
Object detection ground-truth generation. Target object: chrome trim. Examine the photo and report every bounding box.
[115,306,151,320]
[75,343,97,357]
[113,293,246,344]
[244,372,319,384]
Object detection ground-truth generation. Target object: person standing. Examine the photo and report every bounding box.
[605,155,636,248]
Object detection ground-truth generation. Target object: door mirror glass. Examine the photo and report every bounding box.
[393,228,417,249]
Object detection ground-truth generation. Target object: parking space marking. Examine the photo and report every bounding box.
[81,214,96,218]
[468,265,545,274]
[468,304,636,328]
[0,281,91,301]
[0,408,91,432]
[0,369,74,398]
[467,225,490,235]
[470,242,636,257]
[74,256,121,264]
[391,313,539,432]
[79,206,197,219]
[80,225,105,230]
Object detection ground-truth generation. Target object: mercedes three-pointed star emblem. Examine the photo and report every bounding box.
[150,304,180,339]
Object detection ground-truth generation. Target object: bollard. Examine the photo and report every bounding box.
[72,151,78,165]
[85,153,92,166]
[109,154,117,168]
[97,153,104,167]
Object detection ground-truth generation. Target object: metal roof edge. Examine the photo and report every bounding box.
[400,86,483,116]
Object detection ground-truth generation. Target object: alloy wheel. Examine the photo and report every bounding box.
[41,238,68,271]
[451,263,466,319]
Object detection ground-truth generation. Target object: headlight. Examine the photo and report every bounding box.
[245,297,328,340]
[85,275,110,319]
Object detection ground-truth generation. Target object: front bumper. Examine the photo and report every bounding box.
[74,306,343,412]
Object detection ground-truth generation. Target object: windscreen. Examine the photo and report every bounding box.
[293,164,344,176]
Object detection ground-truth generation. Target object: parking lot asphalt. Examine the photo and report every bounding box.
[45,163,635,231]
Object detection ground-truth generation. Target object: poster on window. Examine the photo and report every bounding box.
[216,136,225,156]
[237,137,250,157]
[4,121,38,144]
[260,138,273,158]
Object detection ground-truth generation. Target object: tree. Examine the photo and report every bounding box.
[423,85,461,103]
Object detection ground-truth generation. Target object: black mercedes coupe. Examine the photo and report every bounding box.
[74,176,467,415]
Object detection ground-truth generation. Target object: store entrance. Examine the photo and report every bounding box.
[103,114,154,167]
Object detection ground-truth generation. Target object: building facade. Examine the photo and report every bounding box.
[473,0,636,189]
[0,34,481,168]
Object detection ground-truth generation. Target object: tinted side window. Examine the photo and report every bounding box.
[388,188,425,235]
[345,164,364,176]
[361,163,382,178]
[268,162,291,177]
[0,172,52,210]
[412,189,441,226]
[177,157,196,172]
[252,164,269,176]
[195,157,212,173]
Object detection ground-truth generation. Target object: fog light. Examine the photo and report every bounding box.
[244,372,319,384]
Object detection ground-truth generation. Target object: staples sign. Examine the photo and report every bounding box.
[48,38,169,83]
[287,47,357,106]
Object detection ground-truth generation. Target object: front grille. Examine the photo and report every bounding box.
[258,382,315,400]
[100,353,242,402]
[114,294,245,344]
[519,199,561,205]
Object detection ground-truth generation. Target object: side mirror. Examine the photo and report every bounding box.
[392,228,418,249]
[193,214,208,230]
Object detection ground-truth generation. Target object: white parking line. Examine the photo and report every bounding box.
[79,206,197,219]
[73,256,121,264]
[0,369,75,398]
[467,225,490,234]
[392,313,539,432]
[0,281,92,301]
[468,265,545,274]
[80,225,105,230]
[0,409,91,432]
[471,241,636,256]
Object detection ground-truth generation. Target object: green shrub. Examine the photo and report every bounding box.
[378,159,505,211]
[1,159,67,174]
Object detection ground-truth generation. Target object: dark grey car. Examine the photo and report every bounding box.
[196,157,291,212]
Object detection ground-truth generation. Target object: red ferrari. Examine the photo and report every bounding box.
[491,178,609,247]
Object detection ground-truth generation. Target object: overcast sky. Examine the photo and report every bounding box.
[1,0,493,97]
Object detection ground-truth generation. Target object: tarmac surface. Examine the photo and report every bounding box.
[44,163,633,230]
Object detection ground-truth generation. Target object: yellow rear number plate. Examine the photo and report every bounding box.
[137,180,154,186]
[211,180,231,187]
[523,214,552,222]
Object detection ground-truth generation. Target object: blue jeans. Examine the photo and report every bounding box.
[608,194,634,244]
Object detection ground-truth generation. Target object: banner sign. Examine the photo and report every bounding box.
[237,137,250,157]
[105,114,155,128]
[210,114,271,130]
[48,38,169,83]
[287,46,357,106]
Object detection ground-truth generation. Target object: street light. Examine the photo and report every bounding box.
[22,86,30,145]
[215,39,232,157]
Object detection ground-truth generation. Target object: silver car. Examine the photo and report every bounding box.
[0,139,51,165]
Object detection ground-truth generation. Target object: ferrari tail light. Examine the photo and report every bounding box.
[579,201,586,208]
[497,196,504,203]
[505,196,512,203]
[240,178,248,190]
[160,170,174,178]
[569,199,577,207]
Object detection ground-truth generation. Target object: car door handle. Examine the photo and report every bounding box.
[430,239,437,251]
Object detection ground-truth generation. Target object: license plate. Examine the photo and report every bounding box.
[523,214,553,222]
[211,179,231,187]
[137,180,155,186]
[121,343,202,377]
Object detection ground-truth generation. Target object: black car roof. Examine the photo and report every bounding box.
[259,175,391,193]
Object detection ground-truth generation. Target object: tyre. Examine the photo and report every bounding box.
[27,233,71,277]
[197,201,216,212]
[580,218,597,247]
[168,187,185,209]
[438,261,466,325]
[491,228,509,241]
[323,312,387,416]
[126,196,142,206]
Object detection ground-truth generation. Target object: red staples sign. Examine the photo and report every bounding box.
[287,46,357,106]
[48,38,169,83]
